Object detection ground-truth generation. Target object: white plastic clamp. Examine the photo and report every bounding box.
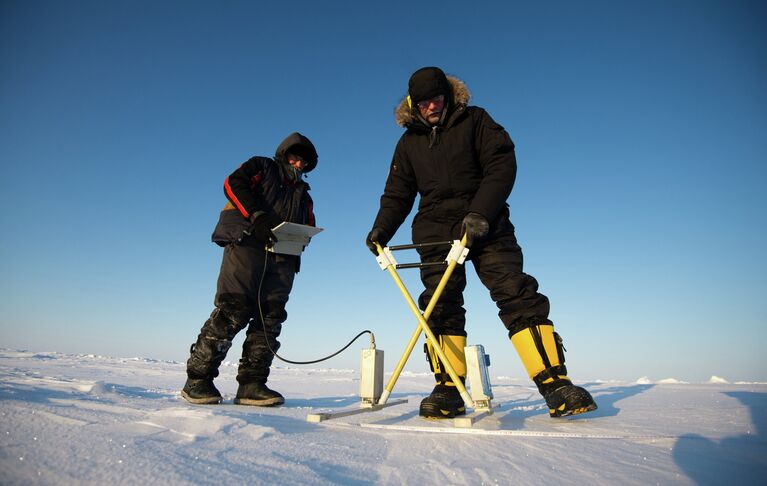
[445,240,470,265]
[376,247,398,270]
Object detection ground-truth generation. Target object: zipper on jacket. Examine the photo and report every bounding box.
[429,126,440,148]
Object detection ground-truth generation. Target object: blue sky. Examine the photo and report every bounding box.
[1,0,765,382]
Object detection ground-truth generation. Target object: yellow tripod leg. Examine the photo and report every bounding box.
[376,236,474,409]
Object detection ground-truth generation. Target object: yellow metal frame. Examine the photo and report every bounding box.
[375,235,475,409]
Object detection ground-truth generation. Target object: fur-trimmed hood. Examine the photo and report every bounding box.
[394,76,471,127]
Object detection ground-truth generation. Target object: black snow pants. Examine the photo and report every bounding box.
[186,242,297,385]
[414,215,551,337]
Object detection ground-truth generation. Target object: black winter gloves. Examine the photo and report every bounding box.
[244,212,283,244]
[365,228,390,255]
[461,212,489,247]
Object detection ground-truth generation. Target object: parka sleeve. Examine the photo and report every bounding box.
[223,157,268,219]
[306,193,316,227]
[371,140,418,239]
[469,109,518,222]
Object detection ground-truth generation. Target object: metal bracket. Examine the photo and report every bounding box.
[376,247,397,270]
[472,399,494,411]
[306,399,408,422]
[452,404,498,428]
[445,240,470,265]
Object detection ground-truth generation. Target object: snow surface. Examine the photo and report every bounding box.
[1,349,765,485]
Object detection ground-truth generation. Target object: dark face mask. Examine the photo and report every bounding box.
[282,164,299,182]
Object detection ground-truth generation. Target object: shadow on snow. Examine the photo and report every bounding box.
[672,391,767,484]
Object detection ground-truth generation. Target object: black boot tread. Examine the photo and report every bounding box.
[542,381,597,418]
[419,384,466,419]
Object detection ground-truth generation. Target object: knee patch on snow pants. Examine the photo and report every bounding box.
[186,296,254,380]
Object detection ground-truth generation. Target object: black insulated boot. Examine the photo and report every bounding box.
[181,378,222,404]
[419,383,466,419]
[539,378,597,417]
[233,382,285,406]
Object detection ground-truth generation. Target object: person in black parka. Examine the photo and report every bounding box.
[366,67,596,419]
[182,132,318,406]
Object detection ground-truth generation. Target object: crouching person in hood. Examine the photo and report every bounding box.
[182,132,318,406]
[366,67,596,419]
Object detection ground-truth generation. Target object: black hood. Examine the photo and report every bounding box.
[275,132,318,173]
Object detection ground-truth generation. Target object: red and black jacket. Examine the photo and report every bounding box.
[211,133,318,247]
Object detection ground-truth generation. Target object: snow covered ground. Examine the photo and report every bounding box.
[1,349,765,485]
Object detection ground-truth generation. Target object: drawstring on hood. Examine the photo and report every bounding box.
[278,161,302,183]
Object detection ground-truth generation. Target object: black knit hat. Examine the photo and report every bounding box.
[408,66,451,104]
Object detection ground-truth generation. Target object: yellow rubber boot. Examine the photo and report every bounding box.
[511,324,567,380]
[420,334,467,419]
[425,334,467,384]
[511,325,597,417]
